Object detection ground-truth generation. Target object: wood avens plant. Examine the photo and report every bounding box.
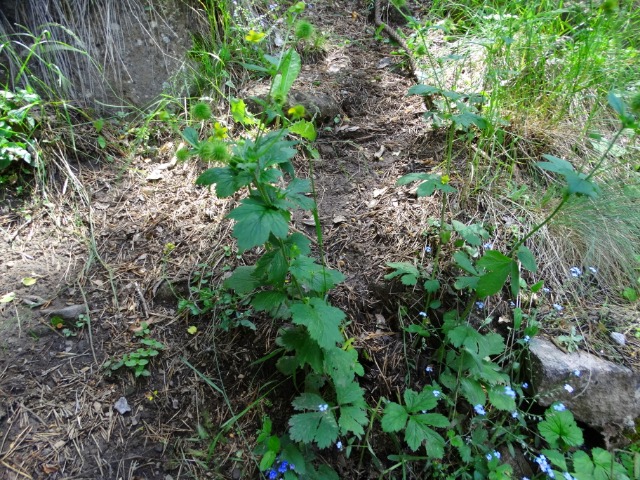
[180,3,366,477]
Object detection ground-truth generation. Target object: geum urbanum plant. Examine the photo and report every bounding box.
[179,3,366,476]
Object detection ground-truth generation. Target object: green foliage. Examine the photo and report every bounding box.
[0,88,42,173]
[104,338,165,378]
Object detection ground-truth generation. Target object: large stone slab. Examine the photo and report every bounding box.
[529,338,640,430]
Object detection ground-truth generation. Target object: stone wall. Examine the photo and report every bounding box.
[0,0,202,109]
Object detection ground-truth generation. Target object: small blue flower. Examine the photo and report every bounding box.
[318,404,328,412]
[573,369,581,377]
[268,469,278,479]
[425,365,434,373]
[486,453,493,461]
[336,441,343,450]
[523,335,530,343]
[474,404,486,415]
[289,464,296,470]
[483,242,493,249]
[504,386,516,399]
[419,311,427,317]
[424,246,432,253]
[476,301,485,310]
[542,287,551,293]
[564,384,574,393]
[511,411,519,418]
[522,382,529,389]
[553,304,563,312]
[278,461,288,473]
[569,267,582,277]
[509,301,516,308]
[433,390,441,397]
[588,266,597,274]
[553,403,566,411]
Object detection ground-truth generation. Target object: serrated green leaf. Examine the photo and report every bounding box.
[284,178,315,210]
[453,251,478,275]
[290,299,344,350]
[451,434,472,462]
[335,379,365,406]
[230,97,255,125]
[281,443,307,475]
[460,377,486,405]
[260,450,277,471]
[224,266,260,294]
[289,411,339,449]
[292,392,326,410]
[416,412,449,428]
[338,405,367,437]
[278,327,324,372]
[405,419,445,456]
[289,119,317,141]
[488,385,517,411]
[541,449,567,472]
[290,256,344,294]
[404,388,438,413]
[196,167,243,197]
[325,347,363,386]
[538,409,584,448]
[385,262,420,286]
[572,450,594,476]
[381,402,408,432]
[452,220,488,246]
[227,197,291,251]
[424,279,440,293]
[537,155,575,174]
[454,276,479,290]
[251,291,287,311]
[476,251,515,298]
[517,246,537,272]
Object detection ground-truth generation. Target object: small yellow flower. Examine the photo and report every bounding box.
[287,105,306,120]
[440,174,450,185]
[245,30,266,43]
[187,326,198,335]
[213,122,228,139]
[163,243,176,255]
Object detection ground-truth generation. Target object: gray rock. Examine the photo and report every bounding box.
[114,396,131,415]
[529,338,640,430]
[610,332,626,346]
[41,304,88,320]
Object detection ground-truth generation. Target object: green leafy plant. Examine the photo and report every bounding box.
[0,87,42,173]
[556,327,584,353]
[104,338,164,378]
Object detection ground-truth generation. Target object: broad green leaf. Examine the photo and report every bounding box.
[454,276,479,290]
[290,256,344,294]
[396,172,431,185]
[181,127,199,147]
[335,379,366,406]
[224,266,260,294]
[405,418,445,456]
[417,412,449,428]
[385,262,420,286]
[227,197,291,251]
[230,97,255,125]
[407,84,441,96]
[289,120,317,141]
[517,246,537,272]
[196,167,249,198]
[452,220,488,246]
[453,251,478,275]
[278,327,323,372]
[451,434,472,462]
[338,405,367,437]
[460,377,486,405]
[381,402,408,432]
[292,392,326,410]
[530,280,544,293]
[251,291,287,312]
[477,250,515,298]
[572,450,594,477]
[290,298,344,349]
[488,385,517,411]
[607,91,625,116]
[541,449,568,472]
[281,444,307,475]
[538,409,584,448]
[324,344,364,386]
[591,448,629,480]
[260,450,277,471]
[272,49,301,103]
[424,279,440,293]
[537,155,575,174]
[565,171,598,197]
[284,178,315,210]
[404,388,438,413]
[451,111,488,130]
[289,411,339,448]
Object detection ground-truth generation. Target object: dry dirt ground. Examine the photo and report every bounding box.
[1,1,638,480]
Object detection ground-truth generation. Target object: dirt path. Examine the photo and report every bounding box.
[0,2,451,478]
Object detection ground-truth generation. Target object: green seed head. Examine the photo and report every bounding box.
[191,102,212,121]
[198,141,229,162]
[176,148,191,162]
[295,20,314,41]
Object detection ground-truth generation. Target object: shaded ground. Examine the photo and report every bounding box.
[1,1,638,479]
